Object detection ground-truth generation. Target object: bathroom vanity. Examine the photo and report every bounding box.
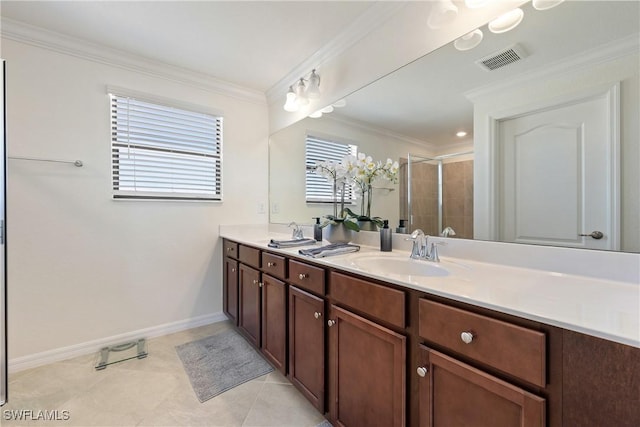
[220,227,640,427]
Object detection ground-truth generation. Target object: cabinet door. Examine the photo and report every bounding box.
[289,286,325,412]
[328,305,406,427]
[418,345,545,427]
[261,274,287,374]
[238,264,261,347]
[223,257,239,325]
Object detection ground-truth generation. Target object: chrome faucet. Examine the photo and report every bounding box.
[289,222,304,240]
[407,229,427,259]
[407,229,445,262]
[441,226,456,237]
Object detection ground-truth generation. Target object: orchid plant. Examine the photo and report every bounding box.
[345,153,399,226]
[313,158,360,231]
[314,152,399,230]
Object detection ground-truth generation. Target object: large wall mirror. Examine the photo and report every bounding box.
[269,0,639,253]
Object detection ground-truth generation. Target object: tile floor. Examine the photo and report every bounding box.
[3,321,328,426]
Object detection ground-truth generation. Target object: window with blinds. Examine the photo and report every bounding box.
[110,93,222,200]
[305,135,357,203]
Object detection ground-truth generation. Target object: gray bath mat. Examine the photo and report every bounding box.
[176,329,273,402]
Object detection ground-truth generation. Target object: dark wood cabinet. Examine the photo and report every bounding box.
[261,273,287,374]
[562,330,640,426]
[289,286,325,412]
[223,257,239,324]
[328,305,406,427]
[238,263,261,347]
[417,346,545,427]
[222,238,637,427]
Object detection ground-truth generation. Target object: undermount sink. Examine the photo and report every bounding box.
[347,253,450,277]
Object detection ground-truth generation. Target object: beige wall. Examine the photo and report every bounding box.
[3,38,269,363]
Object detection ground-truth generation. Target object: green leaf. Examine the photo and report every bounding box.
[343,220,360,232]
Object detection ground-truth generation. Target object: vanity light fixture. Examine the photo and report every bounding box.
[532,0,565,11]
[332,99,347,108]
[306,69,321,99]
[283,69,321,112]
[309,99,346,119]
[454,29,483,51]
[294,78,309,106]
[488,8,524,34]
[283,86,299,112]
[456,131,467,137]
[428,0,458,29]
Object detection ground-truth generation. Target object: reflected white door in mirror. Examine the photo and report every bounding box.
[497,85,618,251]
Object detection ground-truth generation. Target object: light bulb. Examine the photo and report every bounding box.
[454,29,483,51]
[294,78,309,106]
[283,86,298,112]
[488,8,524,34]
[307,69,321,99]
[532,0,564,11]
[320,105,334,114]
[332,99,347,108]
[309,110,323,118]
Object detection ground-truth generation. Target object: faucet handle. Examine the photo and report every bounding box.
[427,241,446,262]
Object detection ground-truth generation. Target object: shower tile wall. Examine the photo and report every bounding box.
[442,160,473,239]
[413,162,439,235]
[400,158,474,239]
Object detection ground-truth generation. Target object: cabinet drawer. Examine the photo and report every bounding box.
[289,260,325,295]
[239,245,261,268]
[330,272,405,328]
[262,252,286,280]
[223,239,239,259]
[419,299,546,387]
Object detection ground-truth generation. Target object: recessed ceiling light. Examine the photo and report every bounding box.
[456,131,467,137]
[488,8,524,34]
[532,0,565,11]
[454,29,483,51]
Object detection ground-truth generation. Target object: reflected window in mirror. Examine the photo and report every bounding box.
[304,134,357,204]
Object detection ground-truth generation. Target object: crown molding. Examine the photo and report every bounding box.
[0,17,266,105]
[324,113,438,153]
[265,2,406,105]
[465,33,640,103]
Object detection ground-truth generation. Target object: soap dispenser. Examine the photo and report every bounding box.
[313,217,323,242]
[396,219,407,234]
[380,220,392,252]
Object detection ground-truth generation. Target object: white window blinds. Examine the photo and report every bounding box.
[305,135,357,203]
[110,94,222,200]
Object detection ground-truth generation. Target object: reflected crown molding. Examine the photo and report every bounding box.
[465,33,639,103]
[0,18,266,104]
[265,2,406,106]
[323,113,439,152]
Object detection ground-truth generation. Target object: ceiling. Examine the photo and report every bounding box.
[0,0,375,92]
[331,0,640,146]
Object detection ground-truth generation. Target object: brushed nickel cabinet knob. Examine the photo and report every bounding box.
[417,367,428,377]
[460,331,475,344]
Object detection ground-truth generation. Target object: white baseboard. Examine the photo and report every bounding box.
[8,312,229,373]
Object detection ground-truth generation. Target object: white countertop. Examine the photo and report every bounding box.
[220,224,640,349]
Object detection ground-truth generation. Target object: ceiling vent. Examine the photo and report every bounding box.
[476,44,527,71]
